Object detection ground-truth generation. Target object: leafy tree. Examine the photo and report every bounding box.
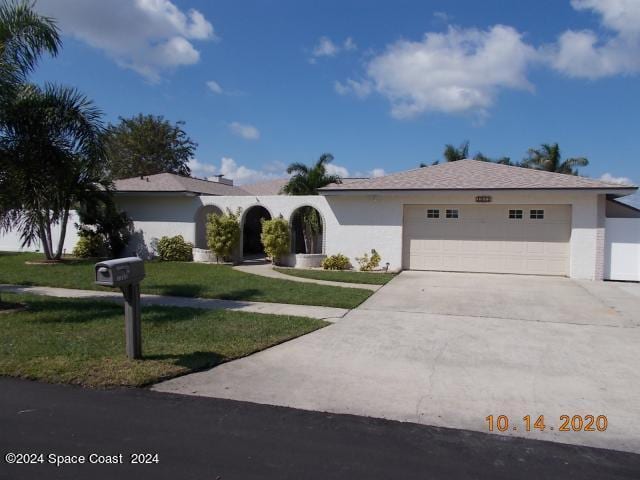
[281,153,339,254]
[105,114,196,179]
[522,143,588,175]
[206,208,241,262]
[0,83,108,260]
[0,0,60,95]
[260,216,290,265]
[75,194,132,257]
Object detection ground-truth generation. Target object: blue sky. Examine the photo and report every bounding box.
[33,0,640,196]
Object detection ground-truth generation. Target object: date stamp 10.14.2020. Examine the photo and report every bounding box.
[485,415,608,433]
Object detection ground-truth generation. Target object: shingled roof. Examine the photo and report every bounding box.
[114,173,249,196]
[319,160,637,193]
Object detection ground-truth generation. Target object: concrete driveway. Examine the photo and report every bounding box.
[154,271,640,453]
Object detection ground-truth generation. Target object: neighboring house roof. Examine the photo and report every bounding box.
[114,173,249,196]
[240,178,288,196]
[319,159,638,194]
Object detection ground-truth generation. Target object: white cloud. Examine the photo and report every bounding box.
[188,158,217,177]
[369,168,386,177]
[433,11,452,23]
[600,172,634,185]
[340,25,537,118]
[35,0,215,82]
[229,122,260,140]
[191,157,285,184]
[310,36,357,62]
[215,157,282,185]
[571,0,640,37]
[206,80,224,94]
[548,0,640,78]
[325,163,350,177]
[343,37,357,51]
[313,36,340,57]
[334,78,372,98]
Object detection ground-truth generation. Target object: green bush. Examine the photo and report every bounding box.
[356,249,381,271]
[206,208,241,262]
[260,217,290,265]
[72,231,106,258]
[157,235,193,261]
[321,253,351,270]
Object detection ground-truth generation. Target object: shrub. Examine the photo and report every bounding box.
[157,235,193,261]
[260,217,290,265]
[72,231,106,258]
[321,253,351,270]
[206,208,241,262]
[356,249,381,271]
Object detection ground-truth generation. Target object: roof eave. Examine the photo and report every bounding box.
[319,186,638,196]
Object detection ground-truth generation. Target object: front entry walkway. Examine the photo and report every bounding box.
[0,284,348,321]
[233,262,381,291]
[153,271,640,454]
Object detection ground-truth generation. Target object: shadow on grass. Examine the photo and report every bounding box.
[148,284,207,297]
[16,297,204,325]
[144,351,224,370]
[217,289,262,301]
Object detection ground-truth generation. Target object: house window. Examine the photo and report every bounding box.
[509,209,523,219]
[530,209,545,219]
[446,209,459,219]
[427,209,440,219]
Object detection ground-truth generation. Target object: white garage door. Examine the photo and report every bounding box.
[403,205,571,276]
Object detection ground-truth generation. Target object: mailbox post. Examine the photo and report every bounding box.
[95,257,145,359]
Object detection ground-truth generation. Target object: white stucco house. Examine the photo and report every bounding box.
[1,160,638,281]
[107,160,639,281]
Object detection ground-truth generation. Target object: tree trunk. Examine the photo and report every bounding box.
[38,221,52,260]
[54,202,70,260]
[302,223,312,254]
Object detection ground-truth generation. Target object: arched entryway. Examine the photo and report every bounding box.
[242,205,272,257]
[290,206,324,254]
[194,205,223,249]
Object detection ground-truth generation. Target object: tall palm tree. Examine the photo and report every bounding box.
[281,153,341,253]
[0,83,108,260]
[282,153,341,195]
[523,143,588,175]
[0,0,60,93]
[443,141,470,162]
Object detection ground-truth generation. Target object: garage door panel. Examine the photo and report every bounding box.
[403,205,570,276]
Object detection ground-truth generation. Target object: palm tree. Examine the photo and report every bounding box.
[0,0,60,93]
[0,83,108,260]
[282,153,341,254]
[523,143,588,175]
[443,141,470,162]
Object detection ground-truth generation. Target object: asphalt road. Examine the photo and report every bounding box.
[1,378,639,480]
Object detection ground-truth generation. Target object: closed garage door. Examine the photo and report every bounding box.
[403,205,571,275]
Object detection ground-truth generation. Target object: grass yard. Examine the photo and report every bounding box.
[274,267,396,285]
[0,293,327,387]
[0,252,371,309]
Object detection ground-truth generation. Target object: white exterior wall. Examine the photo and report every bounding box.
[113,190,610,279]
[324,190,607,279]
[605,217,640,281]
[0,211,80,254]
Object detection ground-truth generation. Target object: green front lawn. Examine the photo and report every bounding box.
[0,252,371,309]
[0,293,327,387]
[274,267,396,285]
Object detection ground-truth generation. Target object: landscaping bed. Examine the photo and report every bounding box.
[274,267,396,285]
[0,293,328,388]
[0,252,371,309]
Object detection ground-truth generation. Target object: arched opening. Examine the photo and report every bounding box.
[194,205,223,249]
[242,205,272,257]
[290,206,324,254]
